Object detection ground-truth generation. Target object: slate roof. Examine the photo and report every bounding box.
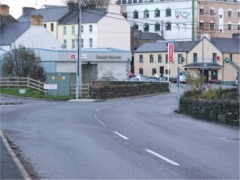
[18,7,68,22]
[0,15,18,25]
[135,41,199,53]
[133,30,164,41]
[59,8,107,24]
[0,22,30,45]
[211,38,240,54]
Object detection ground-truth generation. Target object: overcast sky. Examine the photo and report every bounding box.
[1,0,65,18]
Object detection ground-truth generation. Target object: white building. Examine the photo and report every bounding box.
[118,0,198,41]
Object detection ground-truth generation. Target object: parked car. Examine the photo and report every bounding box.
[99,77,118,81]
[149,76,167,82]
[130,77,139,81]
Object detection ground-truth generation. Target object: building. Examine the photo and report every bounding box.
[197,0,240,39]
[117,0,198,41]
[18,3,131,51]
[134,36,239,85]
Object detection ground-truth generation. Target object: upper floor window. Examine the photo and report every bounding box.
[158,54,162,63]
[81,39,84,48]
[71,25,75,34]
[166,8,171,17]
[133,23,139,30]
[144,9,149,18]
[144,23,149,32]
[193,53,197,63]
[89,25,93,32]
[72,39,76,49]
[165,54,168,64]
[155,9,160,17]
[44,23,47,28]
[199,22,204,30]
[238,11,240,18]
[51,23,54,32]
[212,53,217,63]
[155,22,160,31]
[89,38,93,48]
[139,55,143,63]
[228,10,232,17]
[228,23,232,30]
[133,10,138,19]
[165,22,171,30]
[150,54,154,63]
[81,25,84,33]
[178,54,183,64]
[200,8,204,15]
[63,26,67,35]
[210,8,214,16]
[63,39,67,49]
[210,22,214,30]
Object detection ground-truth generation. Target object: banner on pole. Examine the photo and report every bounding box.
[168,43,174,63]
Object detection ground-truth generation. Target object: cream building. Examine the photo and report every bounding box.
[134,36,239,85]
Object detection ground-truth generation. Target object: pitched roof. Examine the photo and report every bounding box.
[211,38,240,54]
[135,41,199,53]
[18,7,68,22]
[0,15,18,25]
[133,30,164,41]
[0,22,30,45]
[59,8,107,25]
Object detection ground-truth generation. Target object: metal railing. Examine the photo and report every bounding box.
[0,77,46,93]
[70,83,90,97]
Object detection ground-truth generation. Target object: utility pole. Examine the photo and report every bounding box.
[76,1,82,99]
[201,31,204,79]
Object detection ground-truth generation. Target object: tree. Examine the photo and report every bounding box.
[62,0,111,8]
[2,45,46,82]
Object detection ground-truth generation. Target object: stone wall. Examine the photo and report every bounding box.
[89,81,169,99]
[179,97,239,126]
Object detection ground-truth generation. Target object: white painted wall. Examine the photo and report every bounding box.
[14,26,63,50]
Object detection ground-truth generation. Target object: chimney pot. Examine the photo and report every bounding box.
[0,4,10,16]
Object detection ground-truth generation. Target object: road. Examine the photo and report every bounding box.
[0,87,239,179]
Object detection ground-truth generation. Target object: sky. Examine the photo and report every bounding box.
[1,0,65,18]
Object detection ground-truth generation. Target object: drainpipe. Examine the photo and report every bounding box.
[192,0,195,41]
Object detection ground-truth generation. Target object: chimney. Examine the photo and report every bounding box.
[67,2,77,12]
[0,4,10,16]
[22,7,35,15]
[31,14,43,26]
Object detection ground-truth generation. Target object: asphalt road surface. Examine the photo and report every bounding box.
[0,89,239,179]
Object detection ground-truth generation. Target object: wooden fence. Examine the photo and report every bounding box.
[70,83,90,97]
[0,77,46,93]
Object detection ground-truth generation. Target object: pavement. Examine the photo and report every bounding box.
[0,131,30,180]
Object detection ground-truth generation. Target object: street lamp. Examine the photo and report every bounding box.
[76,1,82,99]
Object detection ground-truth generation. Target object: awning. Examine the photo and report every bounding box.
[184,62,223,69]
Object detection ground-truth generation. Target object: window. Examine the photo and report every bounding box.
[150,54,154,63]
[133,23,139,30]
[72,39,75,49]
[199,22,204,30]
[228,23,232,30]
[219,15,222,18]
[220,29,222,32]
[133,0,137,3]
[165,54,168,64]
[63,39,67,49]
[144,23,149,32]
[210,22,214,30]
[139,68,144,75]
[166,8,171,17]
[178,54,183,64]
[44,23,47,28]
[230,54,232,61]
[51,23,54,31]
[144,9,149,18]
[238,11,240,18]
[228,10,232,17]
[89,38,93,48]
[81,39,84,48]
[123,13,127,18]
[155,9,160,17]
[155,23,160,31]
[165,69,170,75]
[133,10,138,19]
[166,22,171,30]
[72,25,75,34]
[200,8,204,15]
[152,68,157,75]
[89,25,93,32]
[210,8,214,16]
[212,53,217,63]
[211,70,218,80]
[158,54,162,63]
[63,26,67,35]
[238,24,240,31]
[193,53,197,63]
[139,55,143,63]
[81,25,84,33]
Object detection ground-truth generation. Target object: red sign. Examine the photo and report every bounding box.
[168,43,174,63]
[70,54,76,59]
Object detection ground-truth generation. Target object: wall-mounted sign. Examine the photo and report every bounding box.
[70,53,87,59]
[44,84,57,90]
[175,10,191,19]
[96,55,121,60]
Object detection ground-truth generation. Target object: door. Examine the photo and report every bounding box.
[160,66,164,76]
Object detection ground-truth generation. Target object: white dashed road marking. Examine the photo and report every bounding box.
[114,131,129,140]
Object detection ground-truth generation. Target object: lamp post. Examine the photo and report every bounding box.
[201,31,204,79]
[76,1,82,99]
